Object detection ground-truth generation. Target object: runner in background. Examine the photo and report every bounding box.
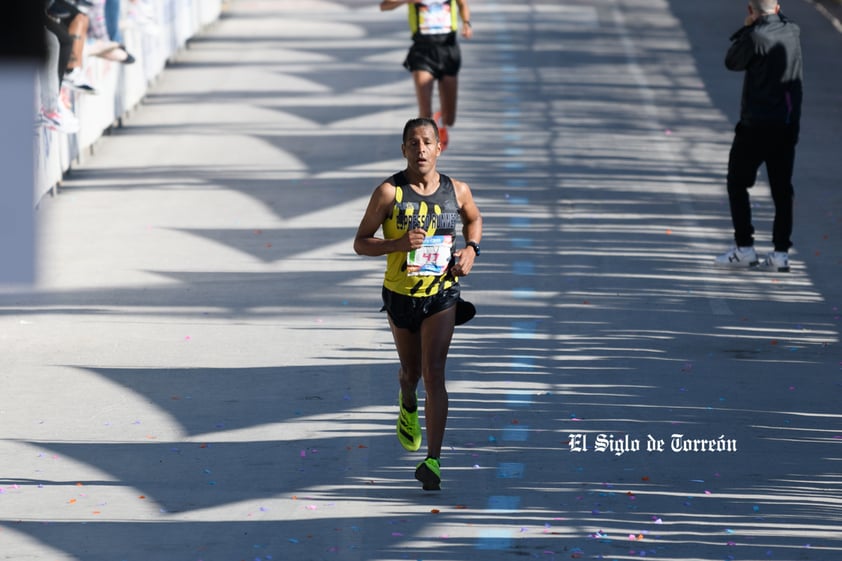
[380,0,473,151]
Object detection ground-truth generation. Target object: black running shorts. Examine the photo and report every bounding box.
[403,33,461,79]
[381,285,460,333]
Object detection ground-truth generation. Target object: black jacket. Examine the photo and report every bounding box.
[726,13,803,127]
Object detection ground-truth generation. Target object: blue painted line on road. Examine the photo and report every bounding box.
[497,462,525,479]
[511,320,537,339]
[511,357,534,369]
[512,287,536,299]
[509,216,531,228]
[503,95,520,104]
[476,529,514,550]
[512,261,534,275]
[502,425,530,441]
[487,495,521,511]
[481,7,527,552]
[506,391,534,408]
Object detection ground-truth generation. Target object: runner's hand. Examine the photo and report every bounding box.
[401,228,427,252]
[451,247,475,276]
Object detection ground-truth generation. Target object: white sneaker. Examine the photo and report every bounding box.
[757,251,790,272]
[39,107,80,134]
[63,68,98,95]
[715,246,758,268]
[57,103,80,133]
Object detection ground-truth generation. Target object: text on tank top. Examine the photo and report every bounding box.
[382,171,461,296]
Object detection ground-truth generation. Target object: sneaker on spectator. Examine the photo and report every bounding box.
[39,107,80,134]
[63,68,98,95]
[57,103,81,132]
[36,108,54,131]
[99,45,136,64]
[86,39,121,57]
[714,246,758,268]
[757,251,790,273]
[73,0,94,14]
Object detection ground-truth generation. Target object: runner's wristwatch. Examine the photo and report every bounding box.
[465,241,480,256]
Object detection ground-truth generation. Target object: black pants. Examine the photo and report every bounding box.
[44,17,73,84]
[726,122,798,252]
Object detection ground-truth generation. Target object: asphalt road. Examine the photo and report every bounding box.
[2,1,841,560]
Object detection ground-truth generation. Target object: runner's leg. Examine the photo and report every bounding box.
[412,70,436,119]
[389,319,422,409]
[438,74,458,127]
[418,306,456,458]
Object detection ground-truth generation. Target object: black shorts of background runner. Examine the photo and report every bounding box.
[382,285,461,333]
[403,32,461,79]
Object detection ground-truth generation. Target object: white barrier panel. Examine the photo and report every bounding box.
[34,0,224,204]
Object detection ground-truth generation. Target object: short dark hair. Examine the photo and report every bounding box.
[402,117,439,143]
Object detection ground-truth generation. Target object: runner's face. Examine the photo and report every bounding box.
[402,125,441,174]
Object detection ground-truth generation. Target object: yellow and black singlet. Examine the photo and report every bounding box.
[382,171,461,297]
[408,0,458,37]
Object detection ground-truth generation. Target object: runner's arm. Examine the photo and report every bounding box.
[456,0,473,38]
[452,179,482,276]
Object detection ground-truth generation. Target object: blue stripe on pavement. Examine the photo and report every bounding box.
[511,320,537,339]
[507,391,534,408]
[497,462,525,479]
[502,425,529,441]
[476,529,514,550]
[512,260,534,275]
[512,287,536,299]
[487,495,521,511]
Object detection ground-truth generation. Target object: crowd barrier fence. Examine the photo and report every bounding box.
[34,0,224,205]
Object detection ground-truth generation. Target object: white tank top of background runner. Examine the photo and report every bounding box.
[409,0,457,36]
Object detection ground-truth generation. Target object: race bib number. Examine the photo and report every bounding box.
[407,235,453,276]
[418,1,452,35]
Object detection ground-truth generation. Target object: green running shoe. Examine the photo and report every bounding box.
[397,391,422,452]
[415,457,441,491]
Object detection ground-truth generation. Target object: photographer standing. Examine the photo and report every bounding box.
[714,0,803,272]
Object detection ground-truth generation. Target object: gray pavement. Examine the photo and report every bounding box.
[2,0,842,560]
